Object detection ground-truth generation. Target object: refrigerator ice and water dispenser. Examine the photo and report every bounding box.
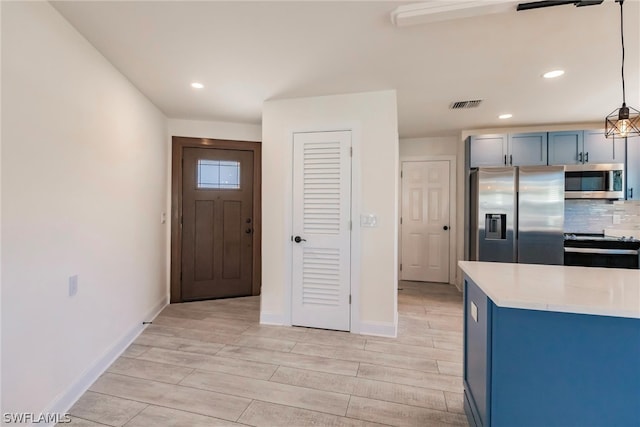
[485,214,506,240]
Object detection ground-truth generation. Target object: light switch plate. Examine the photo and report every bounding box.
[360,214,377,227]
[471,301,478,322]
[69,275,78,297]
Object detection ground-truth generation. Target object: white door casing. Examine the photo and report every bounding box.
[401,160,450,283]
[291,131,351,331]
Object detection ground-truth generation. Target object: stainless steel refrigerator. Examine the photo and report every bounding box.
[469,166,565,265]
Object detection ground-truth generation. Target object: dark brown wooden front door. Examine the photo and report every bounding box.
[181,147,254,300]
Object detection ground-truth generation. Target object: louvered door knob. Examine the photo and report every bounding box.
[294,236,306,243]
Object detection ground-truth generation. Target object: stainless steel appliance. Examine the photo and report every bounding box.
[469,166,565,265]
[564,234,640,269]
[564,163,624,199]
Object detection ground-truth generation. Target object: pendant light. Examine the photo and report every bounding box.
[605,0,640,139]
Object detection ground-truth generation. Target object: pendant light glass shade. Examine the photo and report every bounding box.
[605,103,640,139]
[604,0,640,139]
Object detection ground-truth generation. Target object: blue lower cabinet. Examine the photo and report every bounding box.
[463,389,480,427]
[463,275,640,427]
[463,277,491,426]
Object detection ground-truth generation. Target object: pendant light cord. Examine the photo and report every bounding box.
[620,0,626,104]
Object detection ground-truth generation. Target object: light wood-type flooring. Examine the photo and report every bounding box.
[63,281,467,426]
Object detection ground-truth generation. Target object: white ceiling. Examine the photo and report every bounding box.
[51,0,640,138]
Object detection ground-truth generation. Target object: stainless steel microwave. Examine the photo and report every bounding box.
[564,163,624,199]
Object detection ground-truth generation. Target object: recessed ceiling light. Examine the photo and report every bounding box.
[543,70,565,79]
[191,82,204,89]
[498,114,513,119]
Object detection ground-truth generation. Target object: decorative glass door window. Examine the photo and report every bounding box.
[197,160,240,189]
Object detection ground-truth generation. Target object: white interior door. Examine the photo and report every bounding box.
[291,131,351,331]
[401,161,450,283]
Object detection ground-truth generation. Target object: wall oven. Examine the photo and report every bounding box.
[564,163,624,199]
[564,234,640,269]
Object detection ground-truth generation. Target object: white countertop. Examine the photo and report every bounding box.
[458,261,640,319]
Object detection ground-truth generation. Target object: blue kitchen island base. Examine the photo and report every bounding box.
[463,274,640,427]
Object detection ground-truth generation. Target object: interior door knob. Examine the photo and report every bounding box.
[294,236,306,243]
[443,225,449,231]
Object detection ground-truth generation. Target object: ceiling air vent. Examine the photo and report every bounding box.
[450,99,483,110]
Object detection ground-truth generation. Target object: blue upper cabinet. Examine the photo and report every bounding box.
[470,133,547,167]
[583,129,624,164]
[548,131,583,165]
[549,130,623,165]
[470,130,621,168]
[508,132,547,166]
[469,134,508,167]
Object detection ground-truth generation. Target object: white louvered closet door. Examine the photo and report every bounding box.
[291,131,351,331]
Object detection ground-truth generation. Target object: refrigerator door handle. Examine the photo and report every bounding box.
[504,154,507,165]
[515,191,519,240]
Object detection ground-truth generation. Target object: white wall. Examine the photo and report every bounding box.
[1,1,167,415]
[168,118,261,142]
[400,136,458,158]
[0,0,3,410]
[261,90,399,336]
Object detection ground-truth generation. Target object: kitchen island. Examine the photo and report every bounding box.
[459,261,640,427]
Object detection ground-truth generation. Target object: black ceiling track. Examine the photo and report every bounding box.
[516,1,604,11]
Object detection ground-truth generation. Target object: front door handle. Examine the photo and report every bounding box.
[294,236,306,243]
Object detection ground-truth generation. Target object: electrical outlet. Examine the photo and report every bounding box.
[69,275,78,297]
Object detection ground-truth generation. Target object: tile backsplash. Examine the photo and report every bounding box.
[564,199,640,235]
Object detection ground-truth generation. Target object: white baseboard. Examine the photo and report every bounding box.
[359,319,397,338]
[350,319,361,334]
[43,295,168,423]
[260,311,396,338]
[259,311,286,326]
